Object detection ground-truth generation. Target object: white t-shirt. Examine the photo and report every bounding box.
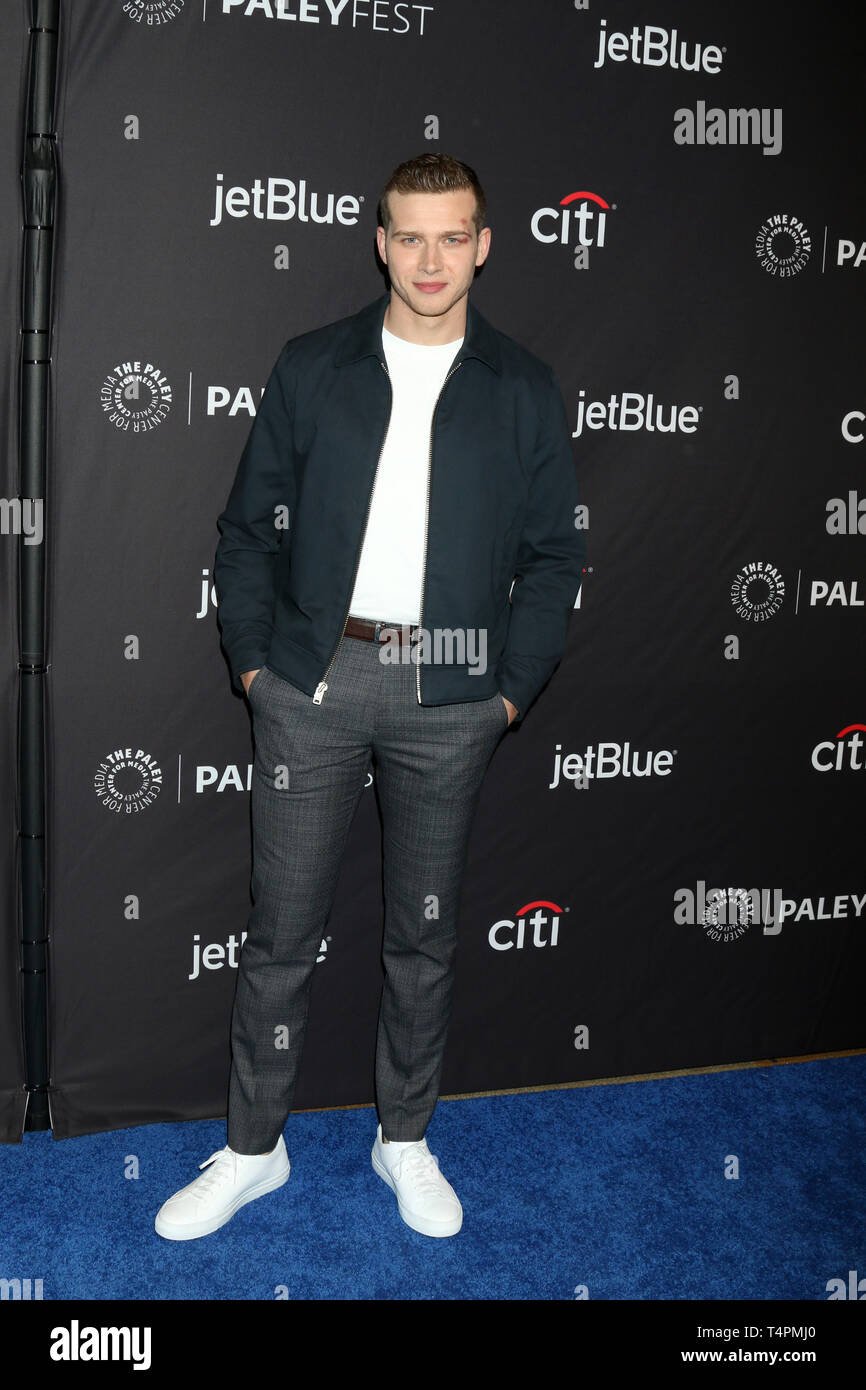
[348,324,464,624]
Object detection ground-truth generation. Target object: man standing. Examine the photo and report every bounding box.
[155,153,584,1242]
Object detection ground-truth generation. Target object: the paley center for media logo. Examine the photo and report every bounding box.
[94,748,163,814]
[755,213,811,276]
[674,882,783,942]
[730,561,785,621]
[122,0,183,25]
[100,360,172,433]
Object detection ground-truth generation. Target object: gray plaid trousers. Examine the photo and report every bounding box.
[226,633,509,1153]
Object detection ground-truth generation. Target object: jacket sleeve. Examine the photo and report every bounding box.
[497,369,585,724]
[213,346,294,693]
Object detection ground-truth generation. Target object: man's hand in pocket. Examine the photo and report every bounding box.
[501,695,518,727]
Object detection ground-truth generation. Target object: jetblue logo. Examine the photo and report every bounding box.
[189,932,329,978]
[593,20,724,73]
[210,173,361,227]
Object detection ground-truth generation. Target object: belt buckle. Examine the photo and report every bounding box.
[371,619,415,645]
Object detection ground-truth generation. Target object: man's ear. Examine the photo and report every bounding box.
[475,226,491,267]
[376,226,387,263]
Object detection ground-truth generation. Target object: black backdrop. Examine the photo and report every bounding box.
[2,0,864,1143]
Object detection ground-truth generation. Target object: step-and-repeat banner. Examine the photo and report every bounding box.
[4,0,864,1141]
[1,7,30,1143]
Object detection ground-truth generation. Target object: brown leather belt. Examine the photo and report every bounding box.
[344,615,418,645]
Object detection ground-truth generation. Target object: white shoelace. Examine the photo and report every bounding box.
[391,1145,449,1198]
[192,1148,237,1199]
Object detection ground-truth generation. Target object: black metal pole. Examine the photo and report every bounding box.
[20,0,60,1135]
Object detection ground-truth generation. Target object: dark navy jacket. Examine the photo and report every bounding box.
[213,293,584,725]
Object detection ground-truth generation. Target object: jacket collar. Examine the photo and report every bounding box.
[334,292,502,375]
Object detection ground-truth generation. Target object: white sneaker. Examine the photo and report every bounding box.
[154,1136,290,1241]
[371,1123,463,1238]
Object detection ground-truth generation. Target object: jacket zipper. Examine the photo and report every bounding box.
[416,361,463,703]
[313,358,393,703]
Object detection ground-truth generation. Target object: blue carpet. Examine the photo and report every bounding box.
[1,1055,864,1300]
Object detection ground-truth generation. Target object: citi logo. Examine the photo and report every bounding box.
[488,900,565,951]
[531,191,613,268]
[210,173,362,227]
[572,389,700,437]
[811,724,866,773]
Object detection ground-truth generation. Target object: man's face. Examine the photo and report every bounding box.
[376,188,491,325]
